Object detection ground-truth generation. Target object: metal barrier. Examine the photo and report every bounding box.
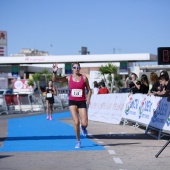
[0,94,45,115]
[53,88,69,110]
[0,89,69,115]
[0,96,8,115]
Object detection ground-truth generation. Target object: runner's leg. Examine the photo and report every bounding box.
[69,105,80,141]
[49,103,53,120]
[79,108,88,127]
[46,100,49,119]
[79,108,88,136]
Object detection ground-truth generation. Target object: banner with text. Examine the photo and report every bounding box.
[122,94,170,131]
[88,93,128,124]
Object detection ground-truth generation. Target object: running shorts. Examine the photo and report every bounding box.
[69,100,87,108]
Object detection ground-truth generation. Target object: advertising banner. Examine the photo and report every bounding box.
[0,31,7,56]
[149,97,170,131]
[122,94,157,125]
[122,93,170,131]
[88,93,128,124]
[0,31,7,45]
[13,79,33,93]
[88,92,170,133]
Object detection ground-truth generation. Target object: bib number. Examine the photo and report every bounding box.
[47,93,52,98]
[71,89,82,97]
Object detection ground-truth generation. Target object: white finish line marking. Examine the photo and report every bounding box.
[108,150,116,155]
[97,141,104,143]
[104,145,110,148]
[93,138,99,140]
[88,134,93,137]
[113,158,123,164]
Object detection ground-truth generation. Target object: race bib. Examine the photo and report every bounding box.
[71,89,83,97]
[46,93,52,98]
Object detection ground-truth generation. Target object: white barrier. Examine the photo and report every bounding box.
[122,94,170,132]
[88,93,170,138]
[122,94,156,126]
[88,93,128,124]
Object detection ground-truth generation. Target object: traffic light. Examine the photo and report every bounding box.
[158,47,170,65]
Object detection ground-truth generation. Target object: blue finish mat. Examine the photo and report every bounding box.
[0,112,105,152]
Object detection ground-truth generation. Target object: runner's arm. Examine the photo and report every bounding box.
[52,63,68,83]
[84,76,92,104]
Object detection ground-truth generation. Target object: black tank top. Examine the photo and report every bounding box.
[46,87,54,98]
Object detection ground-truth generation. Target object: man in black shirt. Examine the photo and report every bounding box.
[154,74,170,97]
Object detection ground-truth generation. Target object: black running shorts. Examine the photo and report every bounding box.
[69,100,87,108]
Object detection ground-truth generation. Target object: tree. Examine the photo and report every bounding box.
[27,79,35,93]
[114,74,123,92]
[99,63,123,92]
[27,79,34,87]
[41,68,52,85]
[32,73,42,95]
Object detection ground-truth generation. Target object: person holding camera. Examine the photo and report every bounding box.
[153,74,170,97]
[125,73,141,94]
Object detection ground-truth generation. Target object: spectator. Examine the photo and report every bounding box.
[160,70,169,78]
[98,82,109,94]
[154,74,170,97]
[140,74,149,94]
[158,70,169,91]
[93,81,99,95]
[126,73,141,94]
[149,72,160,93]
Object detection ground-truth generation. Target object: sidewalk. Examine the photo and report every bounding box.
[0,110,170,170]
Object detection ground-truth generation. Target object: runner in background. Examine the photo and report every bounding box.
[45,80,57,120]
[52,62,92,148]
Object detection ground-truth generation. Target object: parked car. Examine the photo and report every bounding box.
[0,89,13,96]
[119,88,131,93]
[0,89,14,106]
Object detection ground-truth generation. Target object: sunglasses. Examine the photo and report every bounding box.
[73,66,81,70]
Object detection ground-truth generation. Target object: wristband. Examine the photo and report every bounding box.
[53,71,57,74]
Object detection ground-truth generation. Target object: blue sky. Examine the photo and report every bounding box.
[1,0,170,56]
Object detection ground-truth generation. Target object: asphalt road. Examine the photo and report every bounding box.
[0,110,170,170]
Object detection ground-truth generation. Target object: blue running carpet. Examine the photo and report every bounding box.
[0,111,105,152]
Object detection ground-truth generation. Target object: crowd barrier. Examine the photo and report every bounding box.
[55,88,69,109]
[0,91,69,115]
[0,94,45,114]
[88,93,170,139]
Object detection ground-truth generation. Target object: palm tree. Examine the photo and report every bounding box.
[41,68,51,84]
[99,63,118,92]
[32,73,42,94]
[99,65,110,88]
[114,74,123,92]
[27,79,35,93]
[32,73,45,110]
[27,79,34,87]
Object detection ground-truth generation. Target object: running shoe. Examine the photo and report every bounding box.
[81,126,88,137]
[75,141,81,148]
[49,116,53,120]
[46,116,49,120]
